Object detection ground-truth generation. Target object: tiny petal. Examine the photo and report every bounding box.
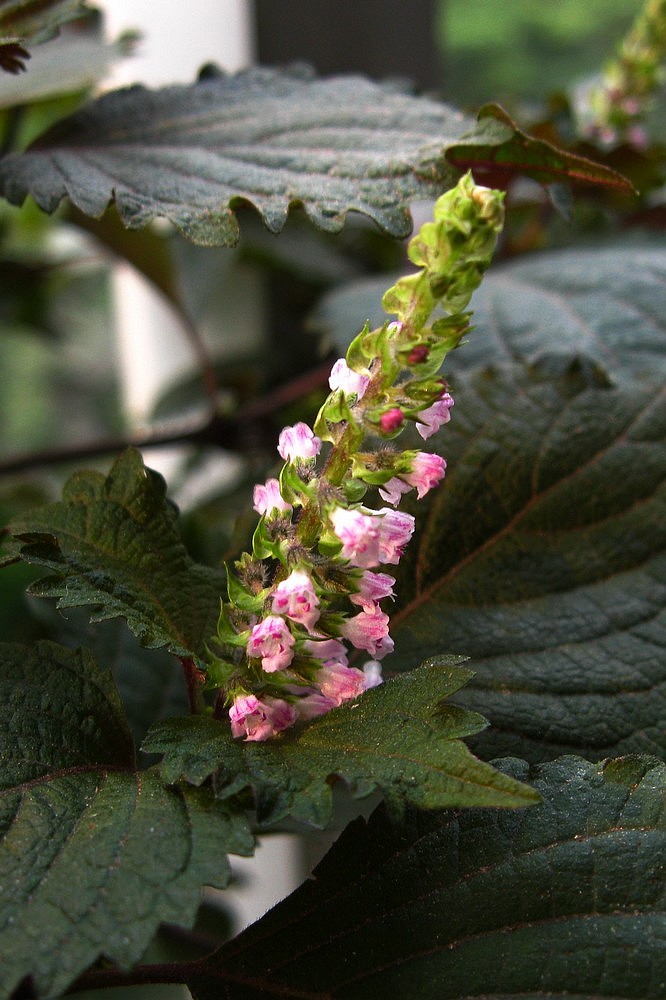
[415,393,454,440]
[303,637,349,666]
[380,408,404,433]
[328,358,370,400]
[317,662,367,706]
[248,615,295,672]
[293,692,336,721]
[278,422,322,461]
[362,660,384,689]
[271,569,320,633]
[378,476,412,506]
[253,478,292,516]
[229,694,297,741]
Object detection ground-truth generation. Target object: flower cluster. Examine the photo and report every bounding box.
[206,173,505,740]
[577,0,665,147]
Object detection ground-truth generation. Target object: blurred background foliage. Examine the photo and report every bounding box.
[439,0,641,106]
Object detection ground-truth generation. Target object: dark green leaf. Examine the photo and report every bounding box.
[311,241,666,386]
[390,366,666,763]
[448,103,633,190]
[187,755,666,999]
[0,69,625,247]
[144,659,540,828]
[8,448,227,660]
[0,640,253,1000]
[38,607,189,749]
[0,773,250,1000]
[0,639,135,785]
[0,0,86,47]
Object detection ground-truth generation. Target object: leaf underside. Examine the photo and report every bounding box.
[187,755,666,999]
[0,67,628,246]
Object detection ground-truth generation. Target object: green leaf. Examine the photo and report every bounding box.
[0,0,87,46]
[8,448,227,660]
[448,103,633,191]
[144,659,540,828]
[0,68,626,247]
[311,241,666,387]
[186,755,666,999]
[38,607,189,749]
[390,365,666,763]
[0,640,253,1000]
[0,639,135,784]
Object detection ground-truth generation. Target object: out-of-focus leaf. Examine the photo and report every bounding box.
[311,241,666,386]
[67,204,182,314]
[390,365,666,764]
[0,639,254,1000]
[0,0,87,48]
[0,25,126,107]
[0,69,628,247]
[186,755,666,1000]
[144,659,540,829]
[8,448,227,660]
[448,103,633,191]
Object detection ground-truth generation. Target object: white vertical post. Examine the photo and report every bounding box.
[101,0,257,430]
[100,0,308,934]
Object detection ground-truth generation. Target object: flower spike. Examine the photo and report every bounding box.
[208,172,505,739]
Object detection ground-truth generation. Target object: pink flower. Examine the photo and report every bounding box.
[277,422,322,461]
[341,606,394,659]
[229,694,297,741]
[328,358,370,400]
[317,662,367,706]
[331,506,415,568]
[362,659,383,689]
[271,569,320,633]
[293,692,336,721]
[376,508,415,564]
[350,571,395,611]
[380,408,404,433]
[303,637,349,666]
[378,477,412,506]
[405,452,446,498]
[415,393,454,439]
[247,615,295,672]
[330,506,382,568]
[379,453,446,505]
[253,478,292,516]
